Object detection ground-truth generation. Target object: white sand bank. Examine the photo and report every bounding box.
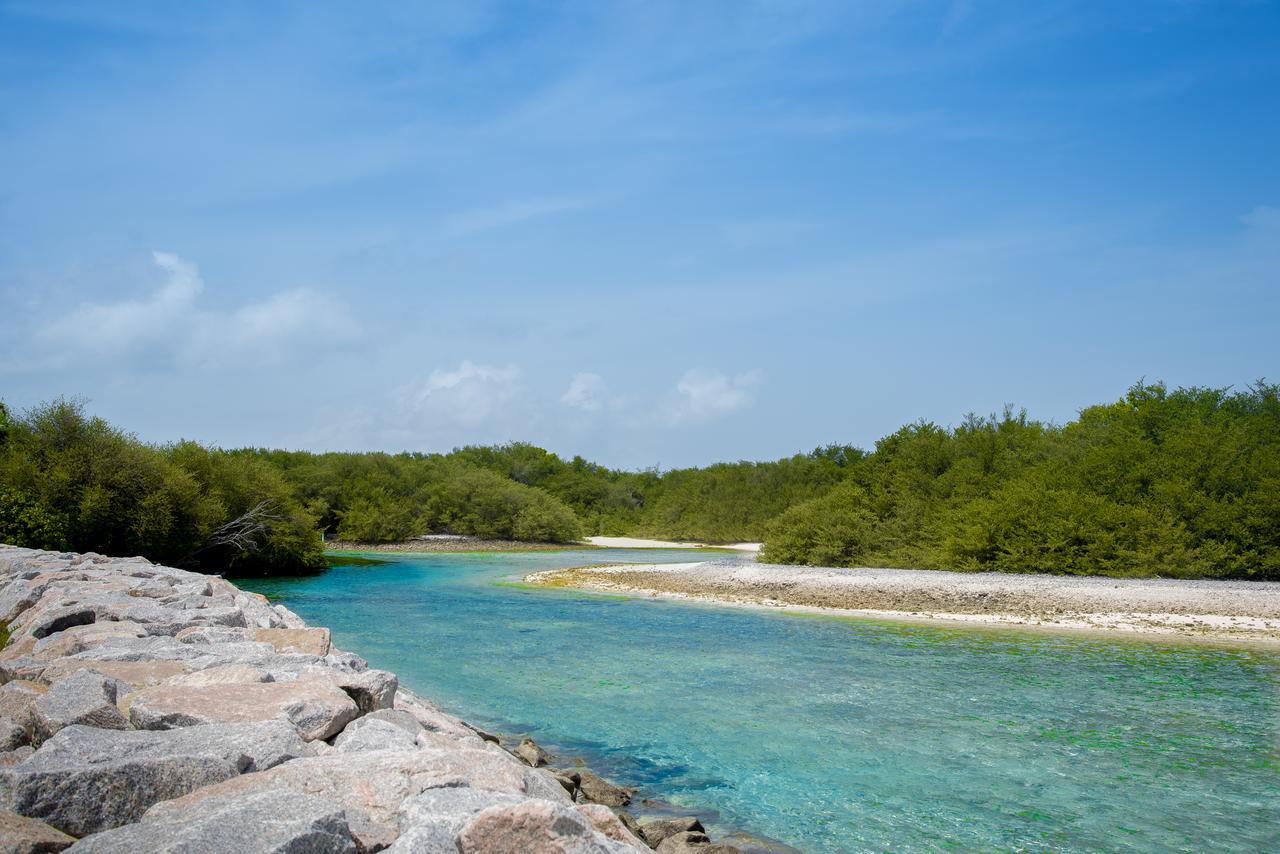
[526,560,1280,644]
[584,536,762,552]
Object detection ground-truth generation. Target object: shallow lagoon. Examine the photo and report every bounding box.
[242,549,1280,852]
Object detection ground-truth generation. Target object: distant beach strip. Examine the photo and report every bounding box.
[525,560,1280,645]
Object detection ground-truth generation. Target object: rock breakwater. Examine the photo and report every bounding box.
[0,545,746,853]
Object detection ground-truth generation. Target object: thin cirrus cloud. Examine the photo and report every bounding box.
[26,252,352,370]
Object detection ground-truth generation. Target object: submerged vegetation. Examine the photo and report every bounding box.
[1,380,1276,578]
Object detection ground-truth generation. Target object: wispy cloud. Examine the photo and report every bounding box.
[560,372,607,412]
[401,360,522,427]
[668,369,760,423]
[15,252,353,372]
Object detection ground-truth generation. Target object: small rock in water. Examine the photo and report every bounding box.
[639,816,706,847]
[716,830,802,853]
[550,768,582,801]
[514,735,551,767]
[655,830,717,853]
[577,767,636,807]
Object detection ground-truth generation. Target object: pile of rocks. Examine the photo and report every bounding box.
[0,545,740,853]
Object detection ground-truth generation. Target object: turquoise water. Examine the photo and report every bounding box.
[241,550,1280,852]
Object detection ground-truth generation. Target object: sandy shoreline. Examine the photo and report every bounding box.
[525,560,1280,645]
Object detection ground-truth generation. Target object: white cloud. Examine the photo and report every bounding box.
[560,372,606,411]
[28,251,353,370]
[402,360,521,426]
[669,368,760,423]
[41,251,202,355]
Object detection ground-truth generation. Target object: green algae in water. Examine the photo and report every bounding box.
[243,550,1280,853]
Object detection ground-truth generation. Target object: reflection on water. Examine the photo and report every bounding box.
[242,550,1280,853]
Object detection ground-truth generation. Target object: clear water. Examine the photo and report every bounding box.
[241,550,1280,853]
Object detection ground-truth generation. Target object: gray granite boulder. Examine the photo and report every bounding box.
[144,746,570,831]
[38,659,192,689]
[173,626,251,645]
[23,606,96,641]
[122,677,359,741]
[387,787,526,852]
[332,718,418,753]
[32,671,130,739]
[251,627,331,656]
[0,721,312,836]
[65,788,355,853]
[1,718,29,752]
[352,709,425,737]
[575,804,650,851]
[0,747,34,767]
[0,682,46,736]
[456,798,640,854]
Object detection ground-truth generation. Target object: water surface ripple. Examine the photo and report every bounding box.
[242,550,1280,852]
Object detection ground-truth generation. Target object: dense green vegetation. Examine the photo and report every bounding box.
[763,383,1280,579]
[0,399,324,576]
[2,380,1276,578]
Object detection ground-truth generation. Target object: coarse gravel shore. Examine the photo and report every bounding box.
[525,560,1280,644]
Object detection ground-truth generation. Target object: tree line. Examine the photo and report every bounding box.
[1,380,1276,578]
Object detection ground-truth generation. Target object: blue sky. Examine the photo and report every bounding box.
[2,1,1277,469]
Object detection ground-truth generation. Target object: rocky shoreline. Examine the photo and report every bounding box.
[527,559,1280,644]
[0,545,758,853]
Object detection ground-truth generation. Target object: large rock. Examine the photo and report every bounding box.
[123,677,359,741]
[251,627,331,657]
[38,659,191,689]
[65,787,355,853]
[0,721,312,836]
[332,718,417,754]
[32,671,129,739]
[0,719,28,751]
[0,659,50,685]
[30,623,148,661]
[350,709,425,737]
[23,607,96,641]
[0,682,46,735]
[0,809,75,853]
[577,769,635,807]
[162,664,272,687]
[393,691,479,742]
[387,787,525,852]
[146,747,570,830]
[273,666,397,715]
[456,799,640,854]
[0,748,34,767]
[173,626,250,645]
